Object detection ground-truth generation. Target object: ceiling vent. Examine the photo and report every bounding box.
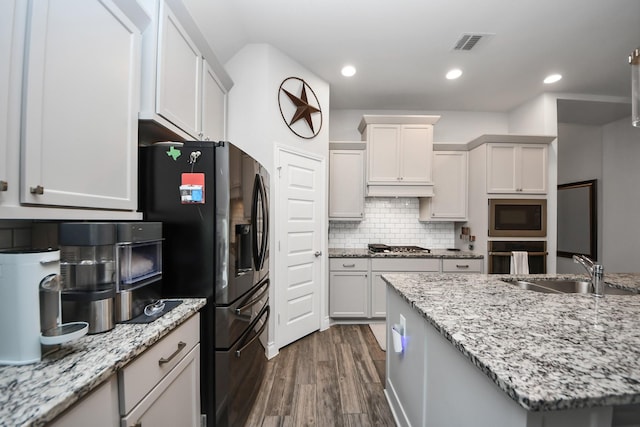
[453,33,493,51]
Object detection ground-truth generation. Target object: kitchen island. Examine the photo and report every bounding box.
[383,272,640,427]
[0,298,206,426]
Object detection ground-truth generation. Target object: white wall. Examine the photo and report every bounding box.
[556,123,603,273]
[225,44,330,173]
[602,118,640,272]
[330,108,509,142]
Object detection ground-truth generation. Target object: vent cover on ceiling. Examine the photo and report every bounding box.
[453,33,493,51]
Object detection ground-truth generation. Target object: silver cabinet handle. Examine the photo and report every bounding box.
[342,263,356,268]
[30,185,44,195]
[314,251,322,257]
[158,341,186,365]
[456,264,469,269]
[0,180,7,191]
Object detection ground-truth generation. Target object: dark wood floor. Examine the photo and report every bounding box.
[245,325,395,426]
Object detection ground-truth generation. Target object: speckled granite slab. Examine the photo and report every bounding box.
[328,247,483,259]
[0,298,206,427]
[382,273,640,412]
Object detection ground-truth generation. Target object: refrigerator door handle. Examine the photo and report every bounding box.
[251,174,269,271]
[235,278,270,315]
[235,305,270,358]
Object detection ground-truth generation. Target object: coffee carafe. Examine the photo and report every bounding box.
[0,249,88,365]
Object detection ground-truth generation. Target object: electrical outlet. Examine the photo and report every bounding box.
[400,314,406,336]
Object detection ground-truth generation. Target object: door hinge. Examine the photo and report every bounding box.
[277,166,282,178]
[213,140,226,148]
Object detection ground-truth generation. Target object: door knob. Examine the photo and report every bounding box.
[314,251,322,257]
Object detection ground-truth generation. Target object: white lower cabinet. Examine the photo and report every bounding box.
[330,257,479,319]
[119,313,201,427]
[121,345,200,427]
[49,314,202,427]
[329,258,369,318]
[441,258,483,273]
[48,375,120,427]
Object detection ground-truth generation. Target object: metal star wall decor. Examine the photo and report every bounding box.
[278,77,323,139]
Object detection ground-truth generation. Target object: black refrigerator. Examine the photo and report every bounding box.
[139,141,270,427]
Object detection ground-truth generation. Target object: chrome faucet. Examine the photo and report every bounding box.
[573,255,604,297]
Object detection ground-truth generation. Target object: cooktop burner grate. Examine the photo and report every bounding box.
[368,244,430,253]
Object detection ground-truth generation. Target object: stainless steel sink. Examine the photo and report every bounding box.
[503,279,637,295]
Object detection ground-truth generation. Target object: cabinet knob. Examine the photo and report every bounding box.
[0,180,7,191]
[30,185,44,195]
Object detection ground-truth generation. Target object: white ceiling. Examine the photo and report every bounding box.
[184,0,640,114]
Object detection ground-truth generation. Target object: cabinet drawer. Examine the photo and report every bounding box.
[119,313,200,414]
[442,259,483,273]
[329,258,368,271]
[371,258,440,272]
[121,345,201,427]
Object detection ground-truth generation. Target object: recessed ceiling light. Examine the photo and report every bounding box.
[341,65,356,77]
[544,74,562,84]
[446,68,463,80]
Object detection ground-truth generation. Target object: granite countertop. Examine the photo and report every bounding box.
[328,247,483,259]
[0,298,206,427]
[382,272,640,412]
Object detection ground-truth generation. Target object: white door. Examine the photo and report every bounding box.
[276,147,325,348]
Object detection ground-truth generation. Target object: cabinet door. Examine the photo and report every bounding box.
[329,271,369,317]
[368,125,400,183]
[518,144,547,193]
[371,273,387,318]
[157,2,202,138]
[486,144,518,193]
[49,375,119,427]
[329,149,365,220]
[201,59,226,141]
[21,0,140,210]
[0,0,19,204]
[431,151,467,220]
[400,125,432,183]
[122,345,201,427]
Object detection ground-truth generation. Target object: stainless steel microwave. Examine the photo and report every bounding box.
[488,199,547,237]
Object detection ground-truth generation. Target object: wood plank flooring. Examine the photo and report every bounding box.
[244,325,395,426]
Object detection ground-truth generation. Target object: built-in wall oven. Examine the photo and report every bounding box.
[488,241,547,274]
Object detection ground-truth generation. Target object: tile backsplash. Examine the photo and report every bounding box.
[0,221,33,250]
[328,197,455,249]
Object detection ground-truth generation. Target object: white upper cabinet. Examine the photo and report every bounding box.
[0,0,21,206]
[329,142,365,221]
[201,59,227,142]
[139,0,231,141]
[359,115,440,197]
[19,0,147,213]
[486,143,548,194]
[156,3,202,138]
[420,150,468,221]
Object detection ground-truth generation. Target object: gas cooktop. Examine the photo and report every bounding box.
[368,244,431,253]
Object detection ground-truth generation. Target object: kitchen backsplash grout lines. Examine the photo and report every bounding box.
[328,197,455,248]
